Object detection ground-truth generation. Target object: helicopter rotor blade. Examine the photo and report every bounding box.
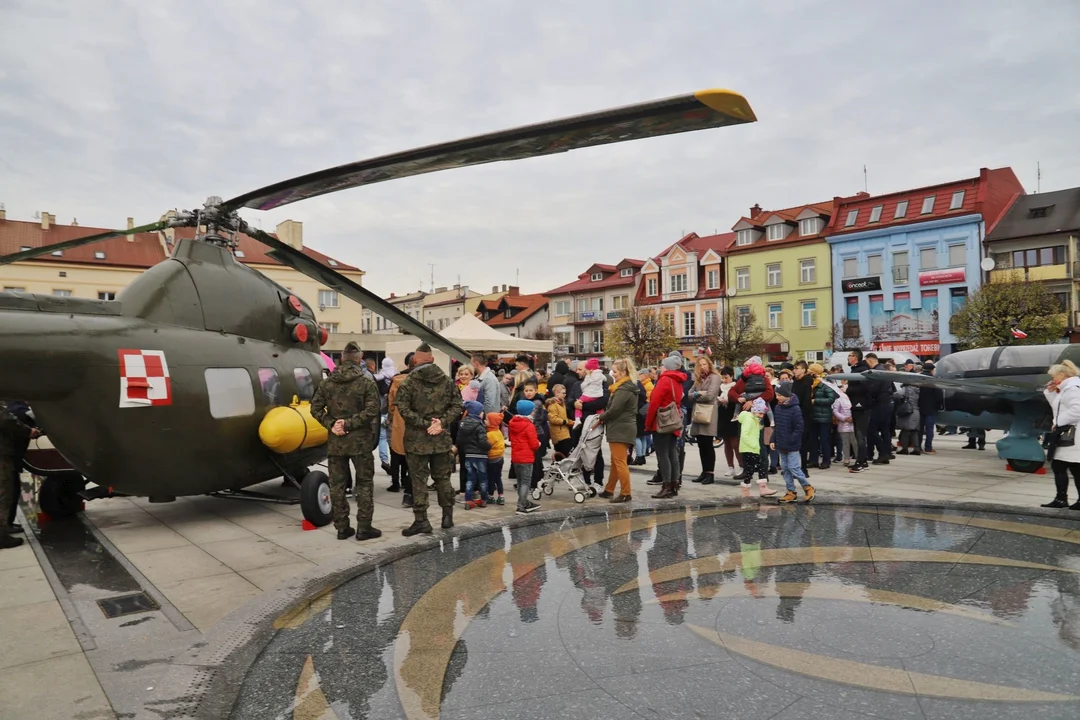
[245,227,472,364]
[224,89,756,211]
[0,221,168,266]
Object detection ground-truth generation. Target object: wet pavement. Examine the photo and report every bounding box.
[231,504,1080,719]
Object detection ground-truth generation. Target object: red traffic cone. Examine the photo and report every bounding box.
[301,519,317,531]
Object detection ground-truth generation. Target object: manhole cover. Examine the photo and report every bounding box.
[97,592,159,619]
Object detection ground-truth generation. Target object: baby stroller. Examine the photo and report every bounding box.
[534,413,605,504]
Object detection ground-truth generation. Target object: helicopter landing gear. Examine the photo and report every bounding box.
[38,472,86,519]
[1006,458,1044,474]
[299,470,333,527]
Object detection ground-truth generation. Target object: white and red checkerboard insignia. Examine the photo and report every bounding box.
[118,349,172,407]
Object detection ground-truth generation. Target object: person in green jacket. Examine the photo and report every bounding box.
[598,358,640,503]
[807,362,838,469]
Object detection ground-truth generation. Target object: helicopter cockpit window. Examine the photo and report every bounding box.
[205,368,256,419]
[294,368,315,401]
[258,368,282,406]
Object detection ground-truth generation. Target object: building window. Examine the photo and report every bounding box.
[737,306,751,329]
[768,303,782,329]
[894,200,909,219]
[950,191,965,210]
[94,251,106,260]
[921,196,935,214]
[591,330,604,352]
[920,247,937,269]
[866,205,882,223]
[590,272,603,281]
[646,277,658,296]
[842,257,857,278]
[948,244,966,267]
[736,268,750,291]
[592,297,604,312]
[504,308,514,319]
[671,274,688,293]
[620,268,633,277]
[706,269,719,290]
[663,314,675,332]
[52,249,63,257]
[1030,206,1051,219]
[98,291,116,300]
[845,209,858,227]
[577,298,589,313]
[324,323,339,333]
[52,289,72,297]
[799,217,821,236]
[736,229,754,246]
[801,300,817,328]
[612,295,629,310]
[205,368,256,418]
[767,223,787,241]
[867,255,883,276]
[363,317,371,333]
[234,250,245,258]
[893,251,909,284]
[766,263,781,287]
[683,312,696,337]
[703,309,716,329]
[4,287,25,292]
[327,259,338,266]
[318,289,338,308]
[555,300,571,316]
[799,259,816,284]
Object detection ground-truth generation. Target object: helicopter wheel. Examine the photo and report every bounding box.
[299,471,333,527]
[1007,458,1044,474]
[38,472,86,519]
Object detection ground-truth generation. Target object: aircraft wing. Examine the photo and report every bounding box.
[224,89,756,211]
[835,370,1044,402]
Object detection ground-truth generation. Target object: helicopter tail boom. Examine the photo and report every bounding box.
[0,306,94,401]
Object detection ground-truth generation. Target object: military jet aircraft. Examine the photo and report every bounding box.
[842,343,1071,473]
[0,89,757,526]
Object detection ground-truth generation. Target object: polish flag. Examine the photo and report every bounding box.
[1011,328,1028,339]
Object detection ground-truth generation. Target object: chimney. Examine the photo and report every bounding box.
[71,218,78,226]
[501,284,507,292]
[453,283,459,290]
[276,219,303,250]
[389,292,396,299]
[41,211,51,230]
[508,286,520,297]
[492,285,498,292]
[127,217,134,230]
[0,206,5,221]
[749,204,762,219]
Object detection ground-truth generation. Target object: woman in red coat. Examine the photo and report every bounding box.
[645,355,687,498]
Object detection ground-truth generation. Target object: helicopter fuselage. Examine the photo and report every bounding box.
[0,238,332,498]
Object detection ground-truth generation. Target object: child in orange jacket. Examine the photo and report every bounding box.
[509,400,541,514]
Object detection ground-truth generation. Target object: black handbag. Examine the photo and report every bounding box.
[1044,425,1076,449]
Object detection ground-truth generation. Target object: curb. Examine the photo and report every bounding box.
[137,495,1080,719]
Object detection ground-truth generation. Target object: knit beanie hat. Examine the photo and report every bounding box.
[662,355,682,371]
[776,381,793,397]
[751,398,767,413]
[516,399,535,416]
[486,412,503,429]
[585,358,600,371]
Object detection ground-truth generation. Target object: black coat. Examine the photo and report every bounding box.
[918,374,944,414]
[846,360,871,410]
[456,414,491,457]
[792,375,814,420]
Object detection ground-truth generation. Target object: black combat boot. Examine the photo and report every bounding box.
[402,511,432,537]
[401,492,413,508]
[356,525,383,541]
[442,507,454,529]
[700,472,715,485]
[691,472,707,483]
[337,526,356,540]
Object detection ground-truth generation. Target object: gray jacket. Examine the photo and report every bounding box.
[477,367,502,415]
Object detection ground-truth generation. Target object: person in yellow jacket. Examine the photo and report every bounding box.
[637,369,654,402]
[485,412,506,505]
[546,385,573,456]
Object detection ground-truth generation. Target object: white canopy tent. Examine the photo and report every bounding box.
[384,313,553,372]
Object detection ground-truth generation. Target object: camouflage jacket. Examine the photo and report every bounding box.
[310,362,380,456]
[395,362,461,454]
[0,401,31,456]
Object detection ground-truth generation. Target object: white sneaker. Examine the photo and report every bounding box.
[724,467,734,477]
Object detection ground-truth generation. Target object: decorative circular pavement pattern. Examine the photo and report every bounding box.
[232,505,1080,719]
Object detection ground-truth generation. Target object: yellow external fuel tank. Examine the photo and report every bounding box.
[258,398,328,453]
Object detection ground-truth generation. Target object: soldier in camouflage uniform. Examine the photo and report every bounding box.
[0,401,34,549]
[310,342,382,541]
[394,343,462,536]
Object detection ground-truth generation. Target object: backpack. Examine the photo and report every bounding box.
[376,377,391,413]
[893,391,913,416]
[743,373,766,400]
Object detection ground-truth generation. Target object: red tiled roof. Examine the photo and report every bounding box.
[485,293,548,327]
[478,298,503,312]
[826,167,1024,237]
[545,258,642,295]
[732,200,833,230]
[0,218,167,268]
[725,200,835,256]
[171,227,360,271]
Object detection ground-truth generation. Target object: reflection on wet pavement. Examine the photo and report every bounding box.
[232,505,1080,719]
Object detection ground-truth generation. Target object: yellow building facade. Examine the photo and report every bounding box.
[725,202,835,363]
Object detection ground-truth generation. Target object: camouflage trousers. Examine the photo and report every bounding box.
[406,451,455,513]
[0,456,16,538]
[327,453,374,532]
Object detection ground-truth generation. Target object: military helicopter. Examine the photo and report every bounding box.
[843,343,1075,473]
[0,89,757,526]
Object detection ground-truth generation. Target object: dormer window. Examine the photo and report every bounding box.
[504,309,513,319]
[20,246,31,252]
[845,210,858,227]
[949,191,965,210]
[1030,205,1052,218]
[234,250,245,258]
[52,249,63,256]
[590,272,603,281]
[868,205,883,223]
[736,229,754,246]
[670,274,688,293]
[894,200,909,219]
[646,277,658,296]
[94,251,106,259]
[921,196,936,214]
[328,259,339,266]
[798,218,822,236]
[620,268,633,277]
[766,224,787,241]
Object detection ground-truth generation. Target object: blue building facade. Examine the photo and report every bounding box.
[827,214,984,358]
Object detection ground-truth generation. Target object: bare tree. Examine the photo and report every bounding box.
[701,308,766,367]
[829,318,866,353]
[524,324,553,368]
[606,305,679,366]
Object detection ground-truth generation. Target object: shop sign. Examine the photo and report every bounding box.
[842,276,883,293]
[872,340,941,355]
[919,268,965,286]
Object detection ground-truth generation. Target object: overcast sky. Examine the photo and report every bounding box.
[2,0,1078,298]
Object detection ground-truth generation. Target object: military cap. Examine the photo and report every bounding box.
[416,342,432,353]
[343,341,361,354]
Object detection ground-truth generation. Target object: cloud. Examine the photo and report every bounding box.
[1,0,1078,298]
